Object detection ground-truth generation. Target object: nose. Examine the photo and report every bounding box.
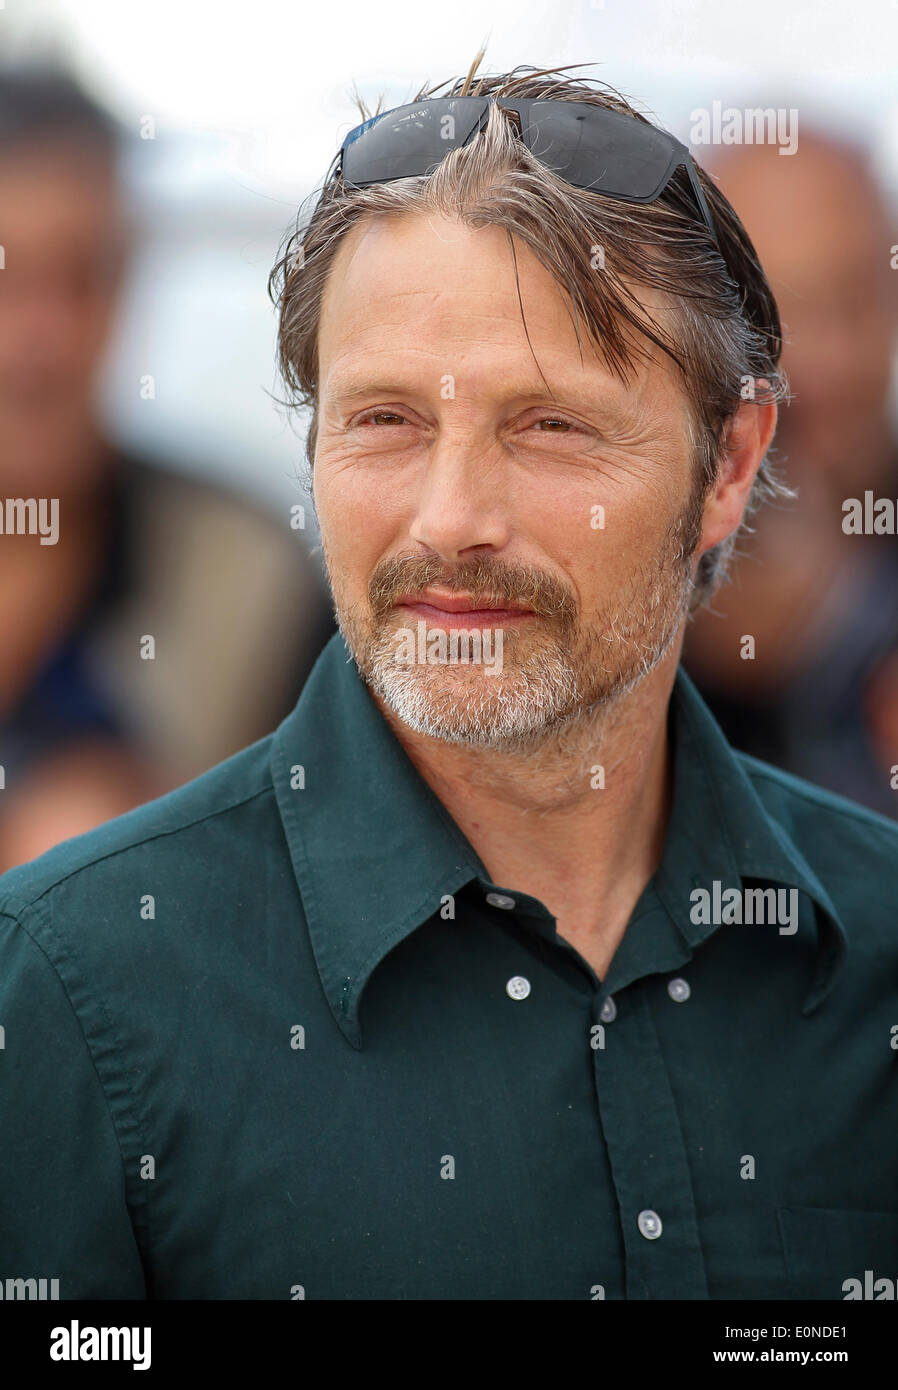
[407,432,513,562]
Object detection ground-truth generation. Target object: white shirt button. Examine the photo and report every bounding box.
[637,1209,663,1240]
[506,975,531,1000]
[599,995,617,1023]
[486,892,516,910]
[668,977,691,1003]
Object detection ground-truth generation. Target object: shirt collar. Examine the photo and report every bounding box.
[270,634,486,1048]
[653,664,848,1015]
[271,634,848,1047]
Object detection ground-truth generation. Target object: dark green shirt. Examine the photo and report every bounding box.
[1,632,897,1301]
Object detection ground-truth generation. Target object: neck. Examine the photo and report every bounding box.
[372,644,681,979]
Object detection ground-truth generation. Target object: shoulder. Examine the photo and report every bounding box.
[737,751,898,919]
[0,733,278,929]
[121,450,319,586]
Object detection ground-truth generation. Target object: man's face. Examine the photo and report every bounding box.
[712,143,896,494]
[0,143,127,487]
[313,211,709,748]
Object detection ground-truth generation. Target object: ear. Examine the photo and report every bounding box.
[697,389,778,558]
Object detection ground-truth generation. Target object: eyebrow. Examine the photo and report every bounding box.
[324,380,422,406]
[323,375,628,417]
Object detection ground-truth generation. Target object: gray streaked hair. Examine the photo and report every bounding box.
[270,53,793,608]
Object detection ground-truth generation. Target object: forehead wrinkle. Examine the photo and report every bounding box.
[320,218,686,430]
[323,329,667,420]
[334,280,570,344]
[326,215,577,335]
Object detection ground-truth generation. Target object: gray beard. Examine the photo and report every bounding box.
[334,550,695,754]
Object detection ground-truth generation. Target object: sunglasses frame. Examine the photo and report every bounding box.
[338,96,721,252]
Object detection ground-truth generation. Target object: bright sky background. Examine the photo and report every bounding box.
[3,0,896,511]
[11,0,898,182]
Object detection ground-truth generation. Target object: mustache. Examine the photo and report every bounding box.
[368,553,578,625]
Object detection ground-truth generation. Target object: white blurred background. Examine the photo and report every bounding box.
[2,0,896,515]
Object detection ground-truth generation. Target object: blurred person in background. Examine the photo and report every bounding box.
[0,65,334,871]
[683,127,898,815]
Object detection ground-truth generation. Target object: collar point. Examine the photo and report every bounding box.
[337,1016,363,1050]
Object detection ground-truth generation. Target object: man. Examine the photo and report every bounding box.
[1,59,896,1301]
[0,65,334,870]
[683,127,898,816]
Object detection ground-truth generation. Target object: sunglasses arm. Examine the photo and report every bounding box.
[685,157,723,254]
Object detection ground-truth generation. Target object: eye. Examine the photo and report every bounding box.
[355,410,409,427]
[524,413,590,437]
[533,416,575,432]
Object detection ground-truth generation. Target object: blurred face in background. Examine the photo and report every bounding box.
[0,138,128,492]
[713,137,897,499]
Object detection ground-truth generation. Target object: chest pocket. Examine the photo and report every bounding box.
[777,1206,898,1299]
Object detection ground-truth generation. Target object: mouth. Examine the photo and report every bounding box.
[393,590,536,628]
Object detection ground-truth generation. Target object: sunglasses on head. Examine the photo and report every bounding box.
[338,96,721,252]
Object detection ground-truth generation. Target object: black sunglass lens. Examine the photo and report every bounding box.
[342,99,486,186]
[525,102,678,200]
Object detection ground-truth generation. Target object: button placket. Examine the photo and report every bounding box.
[590,987,708,1297]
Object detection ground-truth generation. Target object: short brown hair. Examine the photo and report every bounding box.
[270,52,792,606]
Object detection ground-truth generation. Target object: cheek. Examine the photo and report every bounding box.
[314,457,404,580]
[577,486,679,585]
[315,444,406,516]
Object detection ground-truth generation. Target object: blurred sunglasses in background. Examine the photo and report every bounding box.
[338,96,721,252]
